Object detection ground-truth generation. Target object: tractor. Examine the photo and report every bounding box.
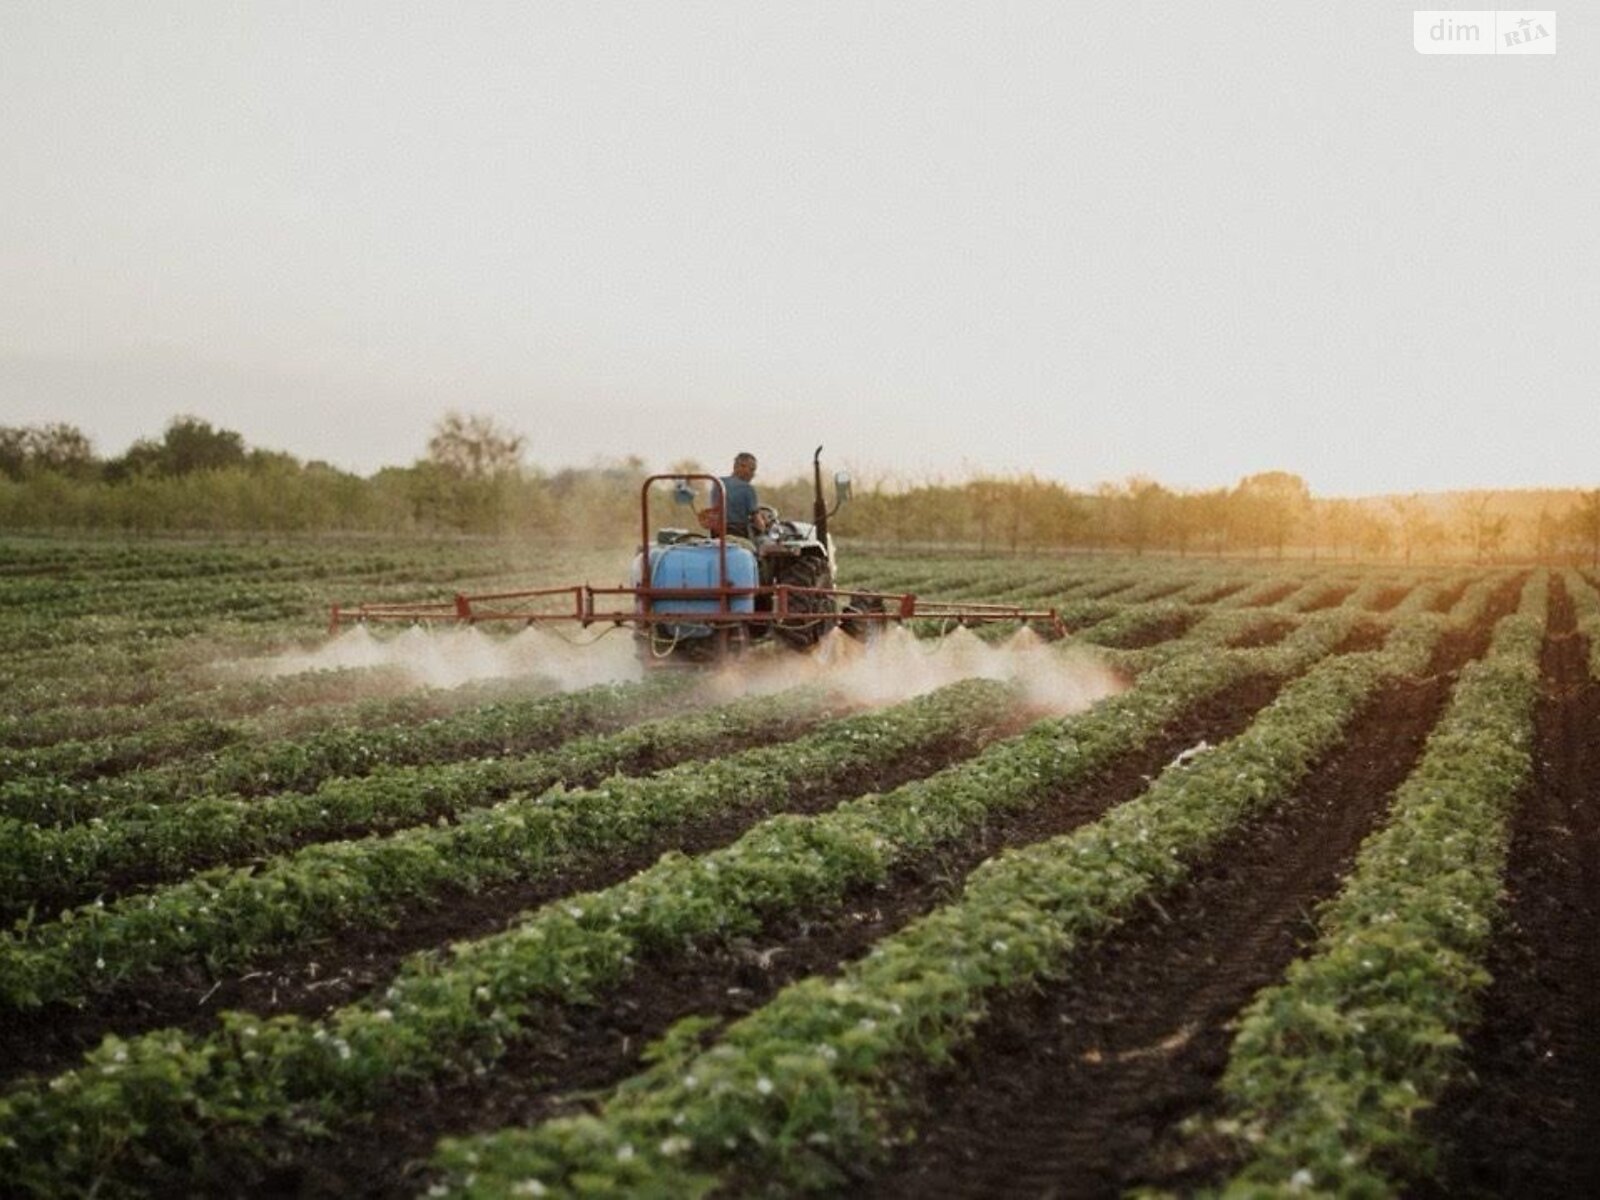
[330,447,1066,666]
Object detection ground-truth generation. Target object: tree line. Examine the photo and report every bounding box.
[2,414,1597,566]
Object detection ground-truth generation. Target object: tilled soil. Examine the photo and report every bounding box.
[1100,611,1201,650]
[1428,574,1600,1198]
[1365,583,1414,612]
[854,603,1510,1199]
[1240,582,1301,608]
[244,674,1291,1198]
[1296,582,1357,611]
[1185,581,1249,605]
[0,709,1018,1086]
[1222,614,1298,649]
[1128,583,1192,603]
[1430,577,1473,613]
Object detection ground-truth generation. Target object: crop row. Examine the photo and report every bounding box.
[1567,568,1600,679]
[0,677,1023,1011]
[425,597,1457,1195]
[1210,575,1546,1195]
[0,685,849,918]
[0,663,419,749]
[0,675,691,826]
[0,613,1363,1195]
[1,664,626,782]
[0,535,534,586]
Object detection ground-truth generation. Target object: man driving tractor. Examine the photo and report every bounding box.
[705,452,771,539]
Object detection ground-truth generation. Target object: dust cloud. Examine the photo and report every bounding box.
[246,624,644,691]
[702,626,1126,716]
[243,623,1125,716]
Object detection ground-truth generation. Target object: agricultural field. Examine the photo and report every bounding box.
[2,532,1598,1198]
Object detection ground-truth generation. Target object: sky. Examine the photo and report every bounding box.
[1,2,1594,495]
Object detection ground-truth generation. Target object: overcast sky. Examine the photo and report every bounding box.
[2,2,1593,494]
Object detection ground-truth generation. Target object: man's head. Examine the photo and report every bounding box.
[732,452,757,481]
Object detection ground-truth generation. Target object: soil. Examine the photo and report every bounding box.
[9,578,1546,1200]
[1101,611,1201,650]
[1223,615,1298,649]
[1296,582,1357,611]
[1365,584,1414,613]
[1240,582,1301,608]
[1128,583,1191,603]
[1430,577,1473,613]
[1328,619,1390,656]
[0,709,1015,1086]
[1084,580,1139,599]
[849,589,1517,1199]
[1184,581,1249,605]
[241,673,1294,1198]
[1427,574,1600,1198]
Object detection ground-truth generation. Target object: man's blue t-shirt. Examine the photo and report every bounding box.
[714,475,759,532]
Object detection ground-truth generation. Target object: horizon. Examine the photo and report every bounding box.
[12,407,1598,507]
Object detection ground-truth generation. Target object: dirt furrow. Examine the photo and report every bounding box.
[1371,583,1418,611]
[1186,581,1248,604]
[1429,574,1600,1198]
[1100,610,1200,650]
[1240,581,1300,607]
[245,674,1293,1198]
[856,608,1509,1199]
[1297,582,1357,611]
[1430,577,1473,613]
[1223,614,1300,649]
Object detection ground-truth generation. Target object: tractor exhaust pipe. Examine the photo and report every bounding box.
[812,445,828,545]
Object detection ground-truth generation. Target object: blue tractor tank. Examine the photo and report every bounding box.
[631,541,758,639]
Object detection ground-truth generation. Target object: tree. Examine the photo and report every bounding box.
[1318,499,1362,560]
[161,416,246,474]
[0,423,97,480]
[107,415,247,479]
[1189,489,1231,557]
[1570,489,1600,568]
[965,477,1008,552]
[1453,493,1509,565]
[1388,494,1444,565]
[1354,506,1392,560]
[426,411,525,479]
[1231,472,1311,558]
[1121,476,1169,556]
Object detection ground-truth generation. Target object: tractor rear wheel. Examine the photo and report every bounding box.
[772,555,834,650]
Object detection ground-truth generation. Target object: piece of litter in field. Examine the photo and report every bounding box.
[1167,740,1212,769]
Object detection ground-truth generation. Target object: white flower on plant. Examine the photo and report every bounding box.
[755,1077,774,1095]
[616,1143,635,1163]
